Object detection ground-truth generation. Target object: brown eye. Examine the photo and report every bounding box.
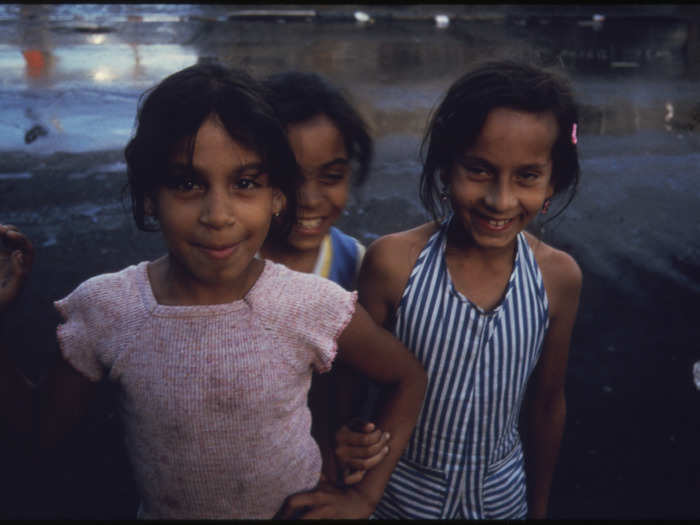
[174,178,205,192]
[320,172,347,185]
[164,175,198,192]
[235,178,255,190]
[463,165,490,179]
[178,179,194,191]
[516,172,540,183]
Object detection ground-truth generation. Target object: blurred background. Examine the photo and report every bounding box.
[0,3,698,519]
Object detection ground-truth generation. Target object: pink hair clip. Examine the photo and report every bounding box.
[571,123,578,145]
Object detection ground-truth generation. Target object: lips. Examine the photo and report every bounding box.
[473,212,516,232]
[196,242,238,259]
[294,217,325,234]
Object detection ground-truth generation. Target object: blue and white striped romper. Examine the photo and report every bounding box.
[373,216,549,519]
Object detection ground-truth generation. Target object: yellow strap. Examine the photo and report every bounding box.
[319,234,332,279]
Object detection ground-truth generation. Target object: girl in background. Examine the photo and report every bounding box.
[329,60,583,519]
[260,72,386,485]
[261,71,371,290]
[0,63,426,519]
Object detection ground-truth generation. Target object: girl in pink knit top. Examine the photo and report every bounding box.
[0,64,426,519]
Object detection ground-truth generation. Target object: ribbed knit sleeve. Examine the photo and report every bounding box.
[303,278,357,373]
[54,264,145,382]
[255,262,357,374]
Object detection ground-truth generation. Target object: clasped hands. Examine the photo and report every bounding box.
[276,419,390,519]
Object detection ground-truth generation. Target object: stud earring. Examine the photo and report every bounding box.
[541,198,551,214]
[440,187,449,202]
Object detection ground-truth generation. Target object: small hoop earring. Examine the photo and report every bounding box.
[273,211,280,217]
[541,198,551,214]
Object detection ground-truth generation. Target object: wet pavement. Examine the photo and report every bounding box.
[0,3,699,519]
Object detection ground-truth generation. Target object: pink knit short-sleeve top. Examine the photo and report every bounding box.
[55,259,357,519]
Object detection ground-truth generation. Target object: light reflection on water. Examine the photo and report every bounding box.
[0,4,697,154]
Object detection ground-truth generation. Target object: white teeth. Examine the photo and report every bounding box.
[487,218,511,227]
[297,218,322,229]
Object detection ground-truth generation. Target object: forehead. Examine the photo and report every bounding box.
[171,115,261,168]
[467,107,558,162]
[286,114,347,165]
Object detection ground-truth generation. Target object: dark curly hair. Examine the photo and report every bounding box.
[262,71,373,186]
[420,60,580,222]
[124,62,298,235]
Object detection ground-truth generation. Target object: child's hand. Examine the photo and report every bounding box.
[276,476,375,519]
[335,419,390,485]
[0,224,34,313]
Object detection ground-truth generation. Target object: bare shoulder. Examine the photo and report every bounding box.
[359,221,439,323]
[364,221,438,275]
[524,232,582,314]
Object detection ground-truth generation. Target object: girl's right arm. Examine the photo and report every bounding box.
[334,231,427,484]
[280,233,427,518]
[0,225,98,450]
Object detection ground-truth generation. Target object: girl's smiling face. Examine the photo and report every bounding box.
[446,107,557,251]
[152,114,284,303]
[285,114,351,253]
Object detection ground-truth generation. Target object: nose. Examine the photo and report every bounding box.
[199,187,234,229]
[298,178,322,210]
[484,179,517,212]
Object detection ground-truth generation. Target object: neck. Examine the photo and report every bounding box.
[148,254,263,306]
[260,238,320,274]
[445,220,518,266]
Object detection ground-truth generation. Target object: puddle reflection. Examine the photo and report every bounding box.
[0,4,697,153]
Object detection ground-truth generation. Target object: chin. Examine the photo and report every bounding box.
[288,235,324,253]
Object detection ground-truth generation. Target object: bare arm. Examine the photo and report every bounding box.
[280,304,426,518]
[0,224,98,450]
[332,230,428,484]
[521,248,582,518]
[336,304,427,505]
[311,234,411,485]
[279,234,427,518]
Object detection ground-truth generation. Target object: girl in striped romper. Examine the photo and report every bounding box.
[334,61,583,519]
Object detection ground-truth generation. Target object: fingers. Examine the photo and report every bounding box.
[336,429,390,460]
[279,488,336,519]
[347,418,375,433]
[0,225,34,311]
[279,485,373,519]
[343,444,389,472]
[0,224,34,271]
[0,224,20,249]
[337,424,385,447]
[355,431,391,458]
[335,424,391,482]
[0,252,26,309]
[343,468,366,485]
[299,505,337,519]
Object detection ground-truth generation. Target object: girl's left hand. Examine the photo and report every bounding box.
[276,476,375,519]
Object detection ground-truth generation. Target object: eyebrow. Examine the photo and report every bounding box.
[459,155,496,171]
[460,155,549,171]
[169,161,266,177]
[320,158,350,170]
